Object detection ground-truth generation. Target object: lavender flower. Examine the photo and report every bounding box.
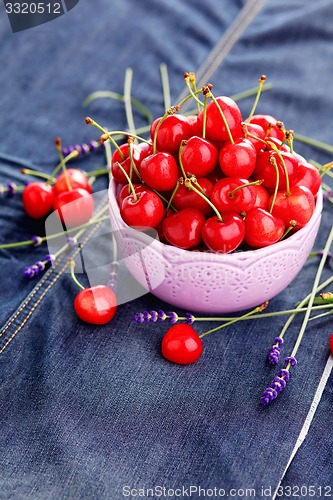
[168,312,179,324]
[132,313,145,324]
[7,182,17,197]
[260,368,290,405]
[267,336,284,365]
[31,235,43,247]
[61,140,103,158]
[23,254,55,279]
[185,313,196,324]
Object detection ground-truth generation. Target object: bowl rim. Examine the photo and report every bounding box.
[108,178,323,260]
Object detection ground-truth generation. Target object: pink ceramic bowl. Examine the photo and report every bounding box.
[109,179,323,313]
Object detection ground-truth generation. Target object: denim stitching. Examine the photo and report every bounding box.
[0,208,107,355]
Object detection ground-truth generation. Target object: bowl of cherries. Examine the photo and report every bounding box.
[108,81,323,313]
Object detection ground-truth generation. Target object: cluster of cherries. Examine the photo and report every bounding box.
[21,139,117,325]
[113,85,320,254]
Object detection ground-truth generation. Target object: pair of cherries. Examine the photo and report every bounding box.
[22,167,94,227]
[115,95,319,254]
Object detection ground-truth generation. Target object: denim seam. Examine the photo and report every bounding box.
[175,0,267,106]
[0,211,107,355]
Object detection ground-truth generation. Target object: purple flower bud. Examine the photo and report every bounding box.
[260,368,291,405]
[158,310,167,322]
[31,235,43,247]
[267,346,281,365]
[284,356,297,367]
[168,312,179,324]
[7,182,17,197]
[132,313,145,324]
[185,313,196,325]
[66,237,77,247]
[149,311,158,323]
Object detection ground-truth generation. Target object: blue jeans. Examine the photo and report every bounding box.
[1,1,333,498]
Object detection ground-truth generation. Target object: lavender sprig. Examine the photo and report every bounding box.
[267,336,284,365]
[260,368,291,406]
[61,140,104,158]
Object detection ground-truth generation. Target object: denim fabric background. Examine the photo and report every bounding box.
[0,1,333,499]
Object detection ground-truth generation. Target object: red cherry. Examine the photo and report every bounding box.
[243,122,266,152]
[249,114,285,141]
[252,184,270,210]
[180,136,218,177]
[254,150,299,190]
[150,114,192,155]
[121,190,164,229]
[53,188,94,227]
[111,143,142,184]
[161,324,203,364]
[244,208,285,248]
[295,162,322,196]
[172,177,213,216]
[117,183,146,209]
[197,96,243,142]
[211,177,256,214]
[202,213,245,253]
[219,139,257,178]
[269,185,315,227]
[187,114,201,137]
[162,208,205,249]
[74,285,117,325]
[264,136,289,152]
[139,152,179,191]
[53,168,92,196]
[329,333,333,355]
[22,182,55,219]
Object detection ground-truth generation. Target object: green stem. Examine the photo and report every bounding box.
[229,179,263,198]
[55,138,72,191]
[286,226,333,369]
[124,67,136,136]
[86,168,110,178]
[202,93,208,139]
[21,168,56,183]
[268,156,280,214]
[199,304,266,339]
[230,83,272,103]
[268,141,290,196]
[115,162,138,202]
[83,90,152,124]
[160,63,171,112]
[185,179,223,221]
[294,133,333,155]
[86,118,125,159]
[209,92,234,144]
[47,150,79,185]
[246,75,267,121]
[69,258,85,291]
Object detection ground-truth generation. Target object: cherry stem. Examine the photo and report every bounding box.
[0,215,109,249]
[184,72,204,110]
[21,168,56,183]
[46,150,79,185]
[86,168,110,178]
[128,139,142,181]
[166,181,180,212]
[208,91,234,144]
[69,258,85,291]
[294,132,333,155]
[199,302,269,339]
[246,75,267,121]
[268,156,280,214]
[55,137,72,192]
[178,141,189,179]
[229,179,263,198]
[85,117,125,159]
[124,67,136,137]
[279,221,298,241]
[115,162,138,202]
[202,93,208,139]
[184,179,223,222]
[152,107,178,154]
[268,142,291,196]
[285,225,333,370]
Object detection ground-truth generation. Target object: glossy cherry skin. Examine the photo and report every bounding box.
[219,139,257,178]
[211,177,256,214]
[111,143,142,184]
[180,136,218,177]
[121,190,164,229]
[53,188,94,227]
[295,162,322,196]
[243,122,266,152]
[139,152,179,191]
[197,96,243,142]
[162,208,206,249]
[249,114,285,141]
[161,324,203,364]
[172,177,213,216]
[74,285,117,325]
[117,183,146,209]
[329,333,333,356]
[252,184,270,210]
[244,208,285,248]
[22,182,55,219]
[187,114,201,137]
[202,213,245,253]
[269,185,315,228]
[53,168,92,196]
[254,150,299,190]
[150,114,192,155]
